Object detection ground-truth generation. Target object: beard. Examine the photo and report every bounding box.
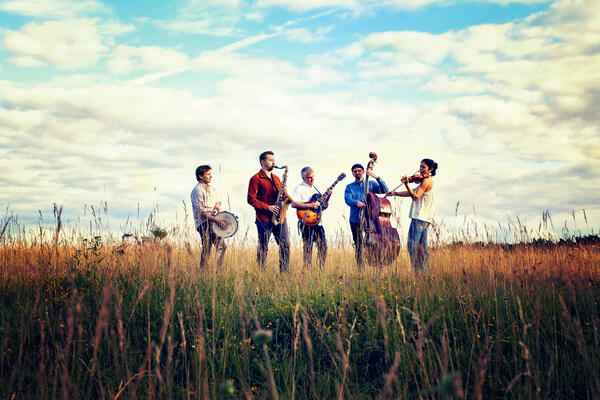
[267,165,274,171]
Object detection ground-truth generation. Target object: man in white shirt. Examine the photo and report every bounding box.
[291,167,330,269]
[191,165,227,268]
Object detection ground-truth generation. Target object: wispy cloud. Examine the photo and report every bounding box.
[283,26,333,43]
[0,0,108,19]
[153,0,242,35]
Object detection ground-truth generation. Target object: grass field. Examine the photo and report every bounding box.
[0,215,599,399]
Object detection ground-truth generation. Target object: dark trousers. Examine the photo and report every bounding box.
[197,224,226,268]
[256,219,290,272]
[350,222,364,268]
[299,223,327,268]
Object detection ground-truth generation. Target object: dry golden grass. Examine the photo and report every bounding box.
[0,216,599,399]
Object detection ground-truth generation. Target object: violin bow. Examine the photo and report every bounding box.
[388,183,403,194]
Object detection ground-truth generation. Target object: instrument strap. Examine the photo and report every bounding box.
[263,170,280,192]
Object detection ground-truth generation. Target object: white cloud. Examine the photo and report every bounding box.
[98,19,135,36]
[0,0,108,19]
[245,11,266,22]
[3,19,107,70]
[422,75,489,95]
[154,0,242,36]
[7,55,47,67]
[107,45,190,75]
[362,30,456,64]
[283,26,332,43]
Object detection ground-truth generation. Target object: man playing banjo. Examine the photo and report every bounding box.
[191,164,227,268]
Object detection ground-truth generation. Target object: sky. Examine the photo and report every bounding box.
[0,0,599,243]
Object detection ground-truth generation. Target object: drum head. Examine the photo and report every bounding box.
[211,211,239,238]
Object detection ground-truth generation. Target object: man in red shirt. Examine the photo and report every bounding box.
[247,151,290,272]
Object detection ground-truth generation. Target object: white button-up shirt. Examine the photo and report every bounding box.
[292,181,322,225]
[191,182,219,228]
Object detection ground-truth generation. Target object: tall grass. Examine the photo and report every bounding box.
[0,212,599,399]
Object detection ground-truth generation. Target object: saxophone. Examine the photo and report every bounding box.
[271,165,293,225]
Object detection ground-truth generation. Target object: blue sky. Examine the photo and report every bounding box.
[0,0,598,242]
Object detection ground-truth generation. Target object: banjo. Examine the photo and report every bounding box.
[210,211,239,238]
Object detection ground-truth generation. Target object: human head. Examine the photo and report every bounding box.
[351,163,364,181]
[420,158,438,176]
[195,165,212,183]
[259,151,275,171]
[301,166,314,186]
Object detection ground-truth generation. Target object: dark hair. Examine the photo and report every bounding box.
[301,166,312,177]
[421,158,438,176]
[195,165,211,181]
[351,163,364,172]
[259,151,274,163]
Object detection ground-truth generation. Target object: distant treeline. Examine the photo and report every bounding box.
[445,233,600,249]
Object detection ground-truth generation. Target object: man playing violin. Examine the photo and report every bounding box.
[386,158,438,273]
[344,163,389,268]
[247,151,291,273]
[291,167,330,269]
[191,165,228,269]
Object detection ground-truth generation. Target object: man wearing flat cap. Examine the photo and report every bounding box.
[344,163,389,268]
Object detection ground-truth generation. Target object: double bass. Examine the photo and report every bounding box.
[360,152,401,265]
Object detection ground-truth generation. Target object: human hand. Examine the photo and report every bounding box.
[215,219,227,230]
[268,205,280,214]
[356,201,366,208]
[366,170,379,179]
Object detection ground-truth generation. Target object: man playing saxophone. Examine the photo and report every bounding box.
[247,151,291,272]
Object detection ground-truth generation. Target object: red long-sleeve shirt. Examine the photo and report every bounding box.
[247,170,287,222]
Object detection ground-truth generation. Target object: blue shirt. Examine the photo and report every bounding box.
[344,178,389,223]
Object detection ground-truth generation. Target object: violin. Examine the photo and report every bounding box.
[402,172,431,184]
[360,152,401,266]
[386,172,431,196]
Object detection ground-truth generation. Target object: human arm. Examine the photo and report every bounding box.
[291,186,318,210]
[247,175,272,211]
[370,176,389,194]
[192,188,218,217]
[403,177,432,200]
[291,200,319,210]
[344,184,365,208]
[205,213,227,229]
[387,190,412,197]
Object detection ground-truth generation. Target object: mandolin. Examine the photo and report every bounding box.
[296,173,346,226]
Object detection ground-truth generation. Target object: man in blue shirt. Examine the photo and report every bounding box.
[344,163,389,268]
